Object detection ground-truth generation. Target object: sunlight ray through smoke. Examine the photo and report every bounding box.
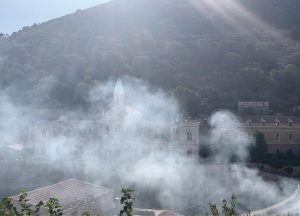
[190,0,293,44]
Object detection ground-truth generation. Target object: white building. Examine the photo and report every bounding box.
[172,114,300,156]
[31,79,300,159]
[170,114,210,156]
[238,101,269,115]
[30,79,168,159]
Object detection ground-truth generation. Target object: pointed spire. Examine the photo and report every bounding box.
[114,79,124,96]
[113,78,124,108]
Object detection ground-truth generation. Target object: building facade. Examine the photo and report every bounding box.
[170,114,209,156]
[30,79,136,157]
[240,116,300,154]
[238,101,269,115]
[30,79,168,159]
[172,115,300,156]
[30,80,300,157]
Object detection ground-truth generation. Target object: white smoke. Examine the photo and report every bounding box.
[208,111,254,163]
[0,76,298,215]
[0,93,30,146]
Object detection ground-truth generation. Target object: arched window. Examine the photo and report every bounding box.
[275,119,280,127]
[288,120,293,127]
[247,120,252,126]
[261,119,266,126]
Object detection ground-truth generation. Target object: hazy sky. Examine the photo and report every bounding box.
[0,0,110,34]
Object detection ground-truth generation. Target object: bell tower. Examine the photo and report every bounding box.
[113,78,124,109]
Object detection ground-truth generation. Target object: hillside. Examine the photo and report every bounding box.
[1,0,300,116]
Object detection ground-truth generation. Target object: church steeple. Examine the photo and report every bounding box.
[113,78,124,109]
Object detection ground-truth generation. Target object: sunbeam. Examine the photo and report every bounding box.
[190,0,293,45]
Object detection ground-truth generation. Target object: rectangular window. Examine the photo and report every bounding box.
[289,133,293,141]
[176,128,180,138]
[187,131,192,141]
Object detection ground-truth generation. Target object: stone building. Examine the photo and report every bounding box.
[30,79,136,157]
[170,114,208,156]
[30,79,166,159]
[172,114,300,156]
[31,118,99,157]
[10,179,114,215]
[30,79,300,157]
[240,115,300,154]
[238,101,269,115]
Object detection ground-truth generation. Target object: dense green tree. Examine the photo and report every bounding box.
[119,188,135,216]
[284,64,300,88]
[74,82,90,108]
[173,86,201,117]
[196,39,223,64]
[223,52,243,71]
[135,30,155,51]
[238,67,266,92]
[101,52,126,78]
[0,0,300,116]
[132,56,151,76]
[167,42,187,63]
[206,195,239,216]
[249,131,268,163]
[284,166,294,175]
